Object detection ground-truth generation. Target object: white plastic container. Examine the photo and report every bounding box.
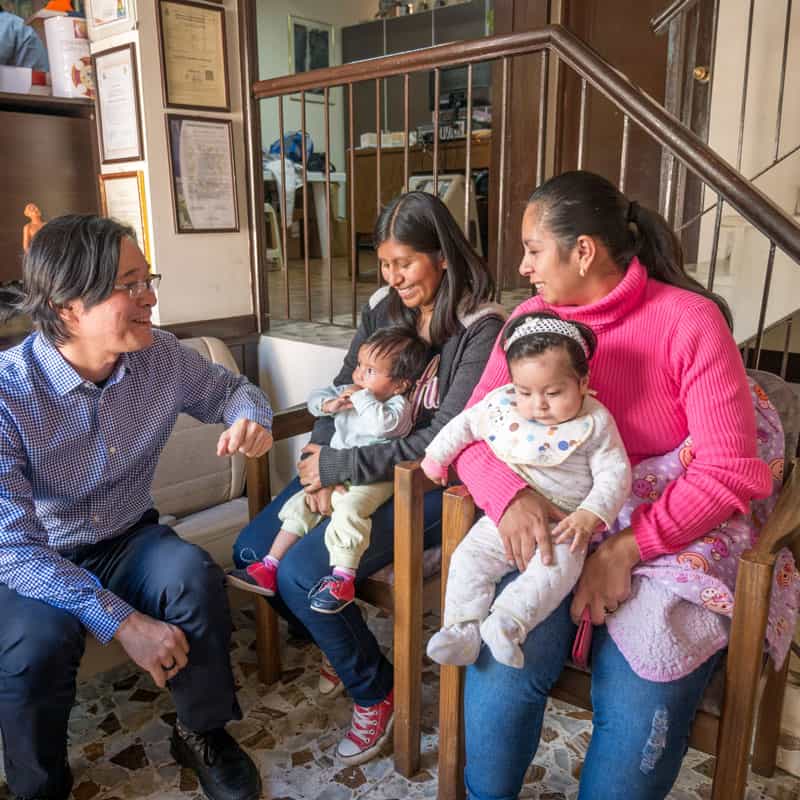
[44,16,94,99]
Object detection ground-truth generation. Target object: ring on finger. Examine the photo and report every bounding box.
[162,659,177,671]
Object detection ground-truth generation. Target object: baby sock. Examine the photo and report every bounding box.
[480,611,526,669]
[263,554,280,569]
[426,621,481,666]
[333,566,356,583]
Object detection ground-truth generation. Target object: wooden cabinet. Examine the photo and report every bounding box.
[342,2,490,144]
[351,138,491,237]
[0,92,100,285]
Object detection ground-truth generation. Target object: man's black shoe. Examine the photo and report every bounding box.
[170,725,261,800]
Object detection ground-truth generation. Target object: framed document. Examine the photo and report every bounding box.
[166,115,238,233]
[157,0,230,111]
[98,171,151,262]
[288,14,334,104]
[86,0,137,41]
[93,43,144,164]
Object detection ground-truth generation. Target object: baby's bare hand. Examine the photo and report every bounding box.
[553,510,602,554]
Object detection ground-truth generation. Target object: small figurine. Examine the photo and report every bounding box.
[22,203,45,253]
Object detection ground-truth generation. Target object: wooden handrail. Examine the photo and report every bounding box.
[251,23,800,268]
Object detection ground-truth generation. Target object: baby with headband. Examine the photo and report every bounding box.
[422,311,632,668]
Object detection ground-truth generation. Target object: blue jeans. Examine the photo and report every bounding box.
[234,476,443,706]
[0,511,240,800]
[464,579,722,800]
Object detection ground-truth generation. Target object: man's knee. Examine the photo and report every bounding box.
[166,542,226,601]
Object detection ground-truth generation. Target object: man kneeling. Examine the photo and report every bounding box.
[0,215,273,800]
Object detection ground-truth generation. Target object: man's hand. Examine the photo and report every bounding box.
[497,488,566,571]
[570,528,641,625]
[114,611,189,689]
[553,509,602,554]
[216,418,273,458]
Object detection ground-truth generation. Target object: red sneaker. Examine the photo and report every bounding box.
[318,653,345,699]
[308,574,355,614]
[226,561,277,597]
[336,690,394,765]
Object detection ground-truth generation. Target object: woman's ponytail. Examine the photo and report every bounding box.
[529,171,733,329]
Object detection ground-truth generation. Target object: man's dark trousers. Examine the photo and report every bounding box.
[0,512,241,799]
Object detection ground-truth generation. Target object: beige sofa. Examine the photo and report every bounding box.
[79,336,252,678]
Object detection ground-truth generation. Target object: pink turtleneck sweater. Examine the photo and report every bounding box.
[453,258,773,560]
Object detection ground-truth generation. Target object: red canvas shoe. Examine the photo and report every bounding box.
[336,690,394,765]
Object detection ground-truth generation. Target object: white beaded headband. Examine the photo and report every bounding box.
[504,317,590,358]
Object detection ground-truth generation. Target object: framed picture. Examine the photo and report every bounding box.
[98,171,150,262]
[288,14,334,103]
[86,0,137,41]
[166,115,238,233]
[92,43,144,164]
[157,0,229,112]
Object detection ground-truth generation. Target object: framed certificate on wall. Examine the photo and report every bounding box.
[98,171,151,262]
[166,115,238,233]
[92,43,144,164]
[86,0,137,41]
[157,0,230,111]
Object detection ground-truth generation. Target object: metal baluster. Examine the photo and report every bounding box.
[300,92,311,321]
[536,50,549,187]
[433,68,440,195]
[278,96,289,320]
[735,0,756,171]
[753,242,777,369]
[774,0,792,161]
[464,64,473,233]
[376,78,382,286]
[348,84,357,328]
[706,193,724,292]
[619,115,630,192]
[403,73,410,193]
[324,86,333,324]
[577,78,587,170]
[780,317,793,380]
[496,56,510,304]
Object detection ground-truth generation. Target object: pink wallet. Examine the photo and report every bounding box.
[571,606,593,669]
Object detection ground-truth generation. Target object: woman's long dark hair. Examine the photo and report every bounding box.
[528,171,732,328]
[373,192,495,346]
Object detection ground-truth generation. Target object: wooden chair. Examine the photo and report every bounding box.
[245,403,441,777]
[437,370,800,800]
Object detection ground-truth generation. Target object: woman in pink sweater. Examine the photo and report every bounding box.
[454,171,792,800]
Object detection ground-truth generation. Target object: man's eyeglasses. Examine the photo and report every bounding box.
[114,274,162,298]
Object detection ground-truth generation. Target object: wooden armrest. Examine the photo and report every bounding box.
[394,459,439,494]
[244,404,315,519]
[272,403,315,442]
[749,460,800,564]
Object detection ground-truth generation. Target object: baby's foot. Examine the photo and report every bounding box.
[480,612,525,669]
[426,622,481,666]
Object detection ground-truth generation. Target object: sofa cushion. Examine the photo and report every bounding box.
[172,496,249,570]
[151,337,246,518]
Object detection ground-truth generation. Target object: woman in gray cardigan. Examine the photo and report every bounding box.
[233,192,505,765]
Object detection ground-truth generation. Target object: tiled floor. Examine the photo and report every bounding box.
[1,604,798,800]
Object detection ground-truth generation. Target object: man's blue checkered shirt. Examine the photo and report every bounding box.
[0,329,273,644]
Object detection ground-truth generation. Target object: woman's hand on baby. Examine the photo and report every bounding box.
[570,528,641,625]
[298,443,322,491]
[498,488,566,572]
[553,509,602,554]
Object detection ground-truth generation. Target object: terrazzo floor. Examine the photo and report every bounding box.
[1,603,798,800]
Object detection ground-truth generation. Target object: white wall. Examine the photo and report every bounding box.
[255,0,375,174]
[92,0,253,326]
[696,0,800,344]
[258,335,347,494]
